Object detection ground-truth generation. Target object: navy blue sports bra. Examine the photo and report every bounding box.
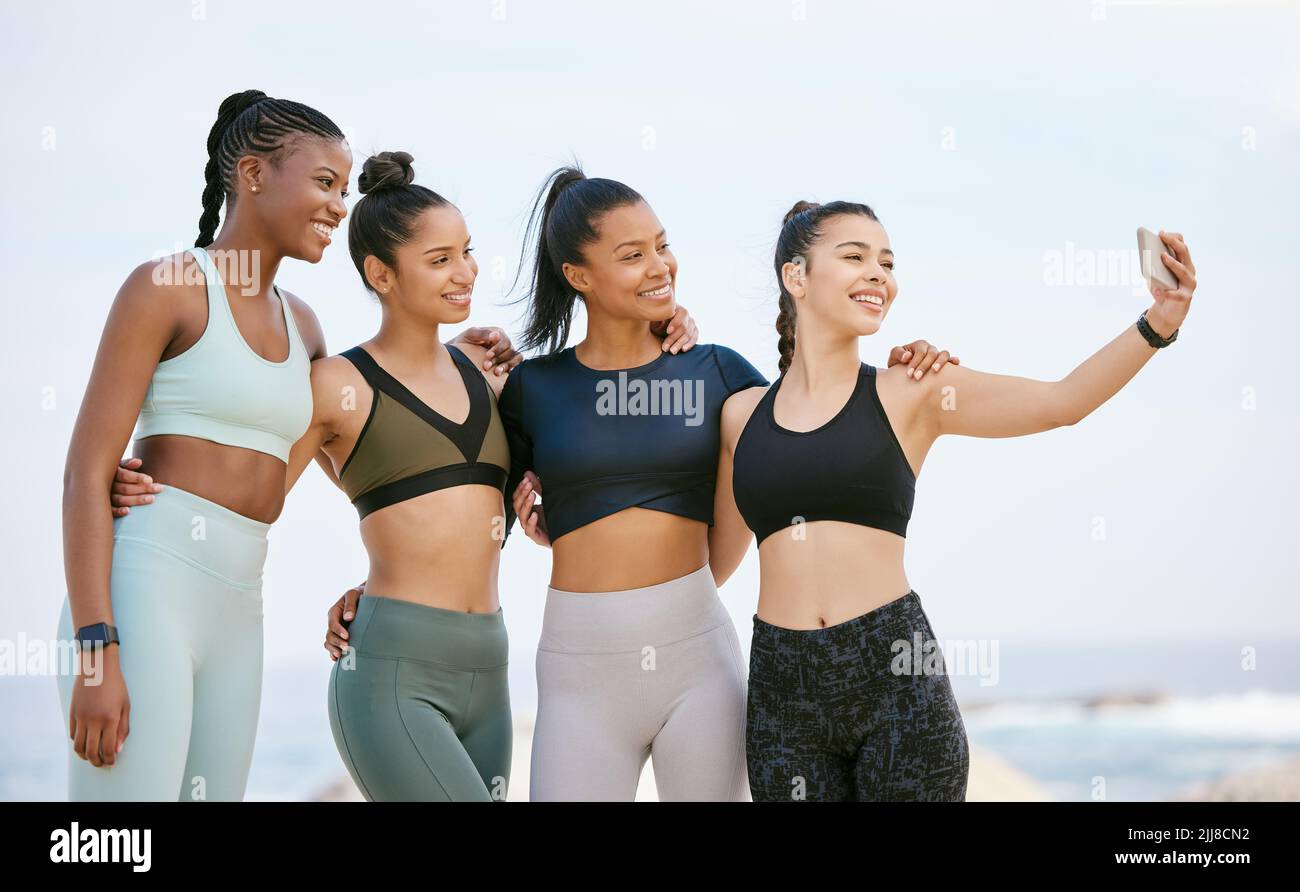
[731,362,916,545]
[498,343,768,543]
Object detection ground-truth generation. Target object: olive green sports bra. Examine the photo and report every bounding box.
[337,344,510,521]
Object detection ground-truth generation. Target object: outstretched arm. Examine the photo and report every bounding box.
[920,231,1196,440]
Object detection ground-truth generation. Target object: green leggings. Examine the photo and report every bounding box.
[327,594,511,801]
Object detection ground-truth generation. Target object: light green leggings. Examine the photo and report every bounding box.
[56,485,268,801]
[328,594,511,801]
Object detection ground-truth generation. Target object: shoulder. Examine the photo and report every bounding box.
[310,353,364,399]
[498,349,574,418]
[308,353,373,435]
[721,384,769,439]
[506,349,568,384]
[879,359,970,392]
[721,384,769,454]
[449,339,489,368]
[703,342,750,366]
[498,353,536,409]
[116,253,200,308]
[449,341,509,398]
[702,343,770,390]
[102,254,207,340]
[874,360,966,420]
[278,288,327,359]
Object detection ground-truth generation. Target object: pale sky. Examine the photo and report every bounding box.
[3,1,1297,708]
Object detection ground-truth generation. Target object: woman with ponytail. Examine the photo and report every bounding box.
[724,201,1198,801]
[68,92,517,801]
[497,169,954,800]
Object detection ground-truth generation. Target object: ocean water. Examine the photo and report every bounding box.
[6,639,1299,802]
[962,692,1300,801]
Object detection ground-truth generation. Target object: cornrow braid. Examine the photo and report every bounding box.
[196,89,345,248]
[773,199,880,375]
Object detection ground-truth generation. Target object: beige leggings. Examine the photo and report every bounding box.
[529,563,750,801]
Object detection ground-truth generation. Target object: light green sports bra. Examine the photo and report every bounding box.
[135,246,313,462]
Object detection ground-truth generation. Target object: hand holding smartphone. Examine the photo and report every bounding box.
[1137,227,1178,290]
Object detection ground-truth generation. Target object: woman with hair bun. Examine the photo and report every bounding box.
[295,150,518,801]
[724,200,1198,801]
[78,93,518,801]
[304,152,699,801]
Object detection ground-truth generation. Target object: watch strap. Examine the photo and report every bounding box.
[1137,311,1178,348]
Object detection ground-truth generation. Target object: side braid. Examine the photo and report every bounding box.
[772,199,880,375]
[775,290,797,376]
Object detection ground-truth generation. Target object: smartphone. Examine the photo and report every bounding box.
[1137,227,1178,290]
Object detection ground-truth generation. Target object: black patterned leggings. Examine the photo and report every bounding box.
[745,590,970,801]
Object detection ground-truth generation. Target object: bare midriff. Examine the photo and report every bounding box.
[134,435,288,523]
[359,484,506,612]
[550,507,710,593]
[755,520,912,629]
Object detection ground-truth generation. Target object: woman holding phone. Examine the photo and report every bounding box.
[716,200,1196,801]
[473,168,956,800]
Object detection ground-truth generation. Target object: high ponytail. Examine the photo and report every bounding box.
[509,164,643,355]
[196,89,345,248]
[773,199,880,375]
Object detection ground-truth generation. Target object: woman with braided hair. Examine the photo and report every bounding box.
[58,90,521,801]
[722,200,1198,801]
[494,168,957,801]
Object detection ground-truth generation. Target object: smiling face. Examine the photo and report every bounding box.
[787,213,897,338]
[246,135,353,263]
[562,200,677,324]
[366,203,477,325]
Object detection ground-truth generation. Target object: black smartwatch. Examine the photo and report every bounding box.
[75,622,120,651]
[1137,311,1178,348]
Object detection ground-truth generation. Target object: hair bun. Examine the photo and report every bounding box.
[358,151,416,195]
[783,200,819,225]
[234,89,268,115]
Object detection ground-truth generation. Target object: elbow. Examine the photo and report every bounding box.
[62,461,111,507]
[62,463,88,499]
[61,470,91,518]
[1047,382,1083,429]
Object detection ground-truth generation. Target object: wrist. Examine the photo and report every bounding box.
[1144,305,1179,340]
[75,621,120,652]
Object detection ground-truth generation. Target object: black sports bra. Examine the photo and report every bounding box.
[731,362,916,545]
[337,344,511,524]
